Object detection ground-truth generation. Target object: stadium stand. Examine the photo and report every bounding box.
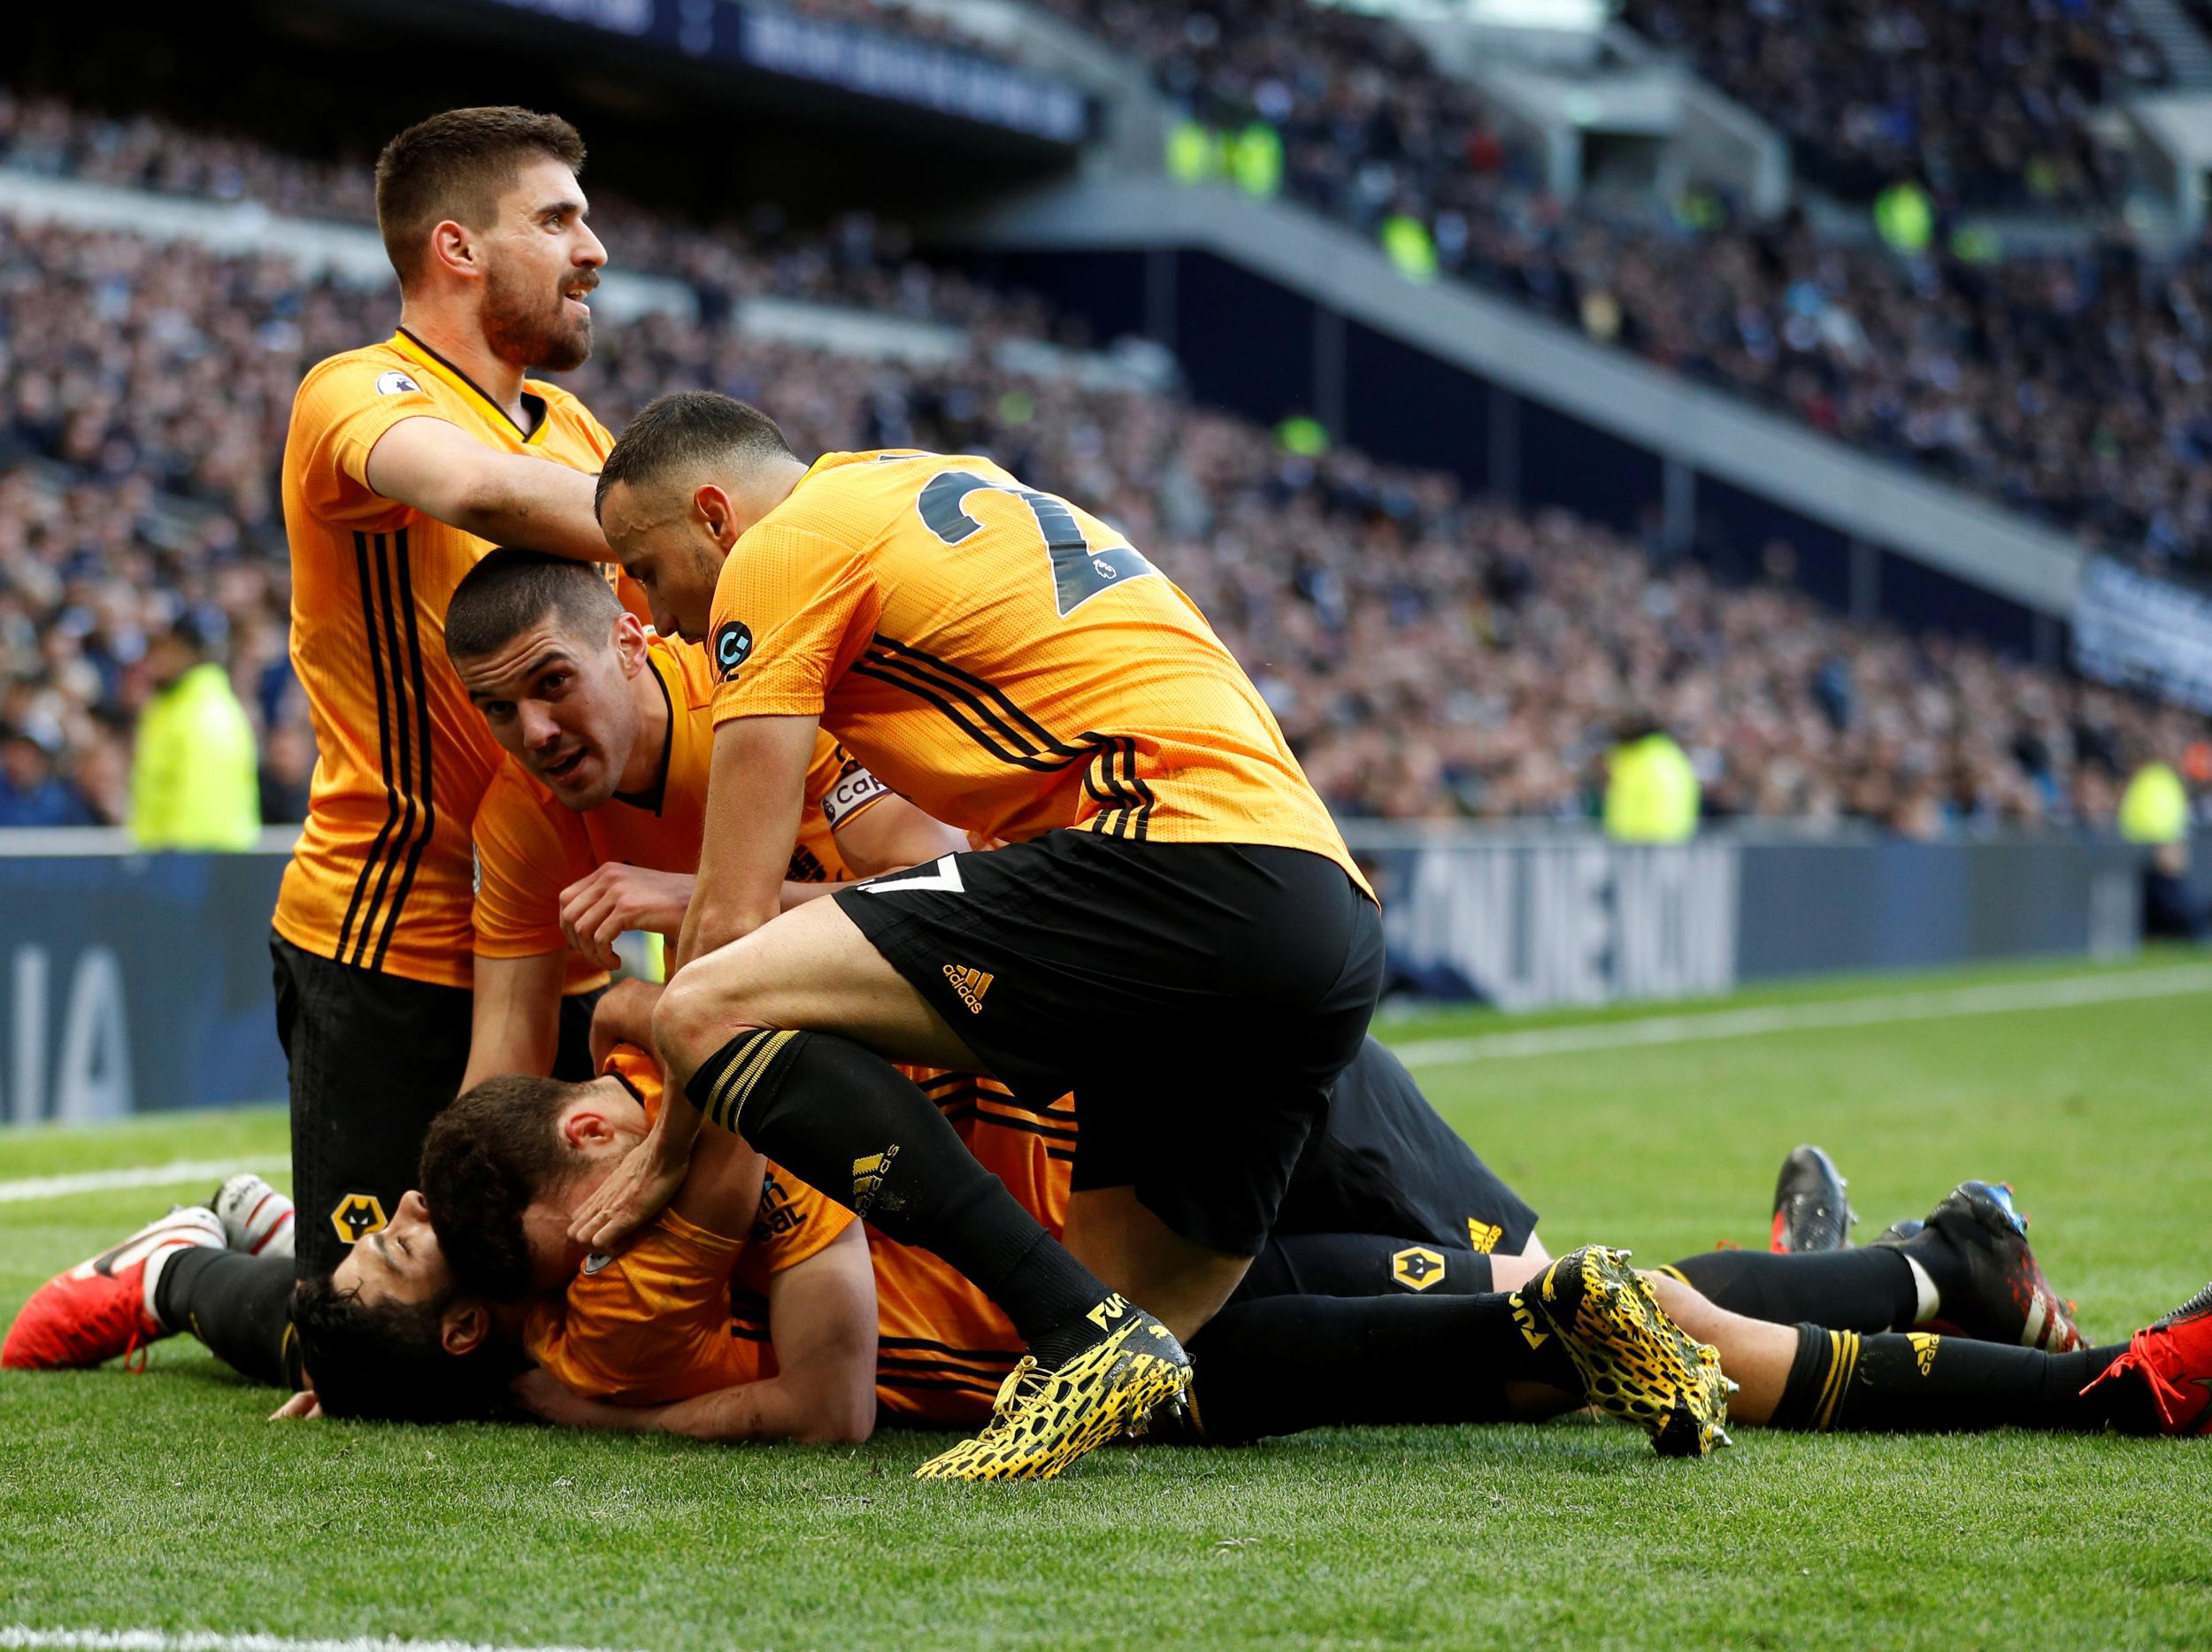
[0,95,2203,835]
[1619,0,2169,206]
[1010,1,2212,582]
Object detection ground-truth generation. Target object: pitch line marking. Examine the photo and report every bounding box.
[0,1631,636,1652]
[0,1159,289,1206]
[1392,964,2212,1068]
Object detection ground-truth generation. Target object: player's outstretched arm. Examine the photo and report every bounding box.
[511,1224,878,1443]
[365,417,611,562]
[460,950,568,1090]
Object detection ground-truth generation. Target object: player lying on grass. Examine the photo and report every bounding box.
[254,1040,2212,1445]
[13,1044,2208,1443]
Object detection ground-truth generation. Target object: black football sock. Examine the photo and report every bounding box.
[1233,1232,1494,1302]
[152,1248,300,1388]
[1660,1248,1918,1333]
[1765,1325,2148,1433]
[687,1028,1114,1362]
[1179,1293,1576,1445]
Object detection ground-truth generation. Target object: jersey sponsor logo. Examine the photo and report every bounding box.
[1390,1245,1448,1291]
[819,763,891,829]
[787,842,828,883]
[753,1170,810,1241]
[1465,1218,1503,1255]
[711,619,754,680]
[857,853,965,895]
[941,964,995,1014]
[851,1145,901,1215]
[373,371,423,396]
[329,1192,388,1245]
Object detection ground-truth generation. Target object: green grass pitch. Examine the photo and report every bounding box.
[3,954,2209,1650]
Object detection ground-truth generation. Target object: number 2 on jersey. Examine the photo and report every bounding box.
[918,470,1156,617]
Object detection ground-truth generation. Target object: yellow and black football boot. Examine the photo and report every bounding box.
[1511,1245,1734,1458]
[913,1300,1192,1481]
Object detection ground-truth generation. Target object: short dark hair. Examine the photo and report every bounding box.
[444,548,622,664]
[375,107,586,287]
[420,1074,581,1301]
[595,391,795,517]
[289,1272,518,1424]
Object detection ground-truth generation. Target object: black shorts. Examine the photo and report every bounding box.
[1273,1036,1539,1257]
[836,831,1384,1256]
[271,934,599,1275]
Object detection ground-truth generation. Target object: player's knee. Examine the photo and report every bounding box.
[651,963,765,1066]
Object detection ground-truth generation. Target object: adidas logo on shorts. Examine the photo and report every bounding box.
[942,964,994,1014]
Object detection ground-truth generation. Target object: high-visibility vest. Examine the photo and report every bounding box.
[1380,213,1438,283]
[2119,762,2189,846]
[1603,734,1700,843]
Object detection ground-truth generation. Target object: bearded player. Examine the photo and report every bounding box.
[3,107,633,1388]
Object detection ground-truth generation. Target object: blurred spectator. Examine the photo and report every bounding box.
[127,611,259,849]
[257,718,315,826]
[0,722,96,826]
[1602,720,1701,842]
[2119,756,2204,939]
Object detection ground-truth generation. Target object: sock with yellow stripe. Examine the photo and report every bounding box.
[683,1028,1114,1360]
[1768,1324,2142,1433]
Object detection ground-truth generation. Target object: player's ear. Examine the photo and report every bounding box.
[693,483,738,549]
[611,611,649,675]
[440,1301,490,1357]
[427,219,481,283]
[560,1103,618,1151]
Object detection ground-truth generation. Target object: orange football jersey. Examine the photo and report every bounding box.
[705,449,1369,895]
[471,637,893,958]
[542,1047,1070,1426]
[522,1166,853,1406]
[275,329,630,987]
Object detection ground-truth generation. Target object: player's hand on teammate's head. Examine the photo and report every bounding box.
[565,1127,688,1254]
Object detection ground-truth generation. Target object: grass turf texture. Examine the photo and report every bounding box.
[3,954,2209,1650]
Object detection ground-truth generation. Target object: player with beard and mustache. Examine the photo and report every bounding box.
[0,107,636,1395]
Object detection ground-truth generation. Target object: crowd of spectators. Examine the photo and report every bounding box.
[779,0,1023,63]
[1621,0,2168,208]
[8,216,2203,840]
[1026,0,2212,581]
[4,172,2204,839]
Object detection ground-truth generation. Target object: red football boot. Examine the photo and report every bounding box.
[2,1206,226,1370]
[2085,1280,2212,1437]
